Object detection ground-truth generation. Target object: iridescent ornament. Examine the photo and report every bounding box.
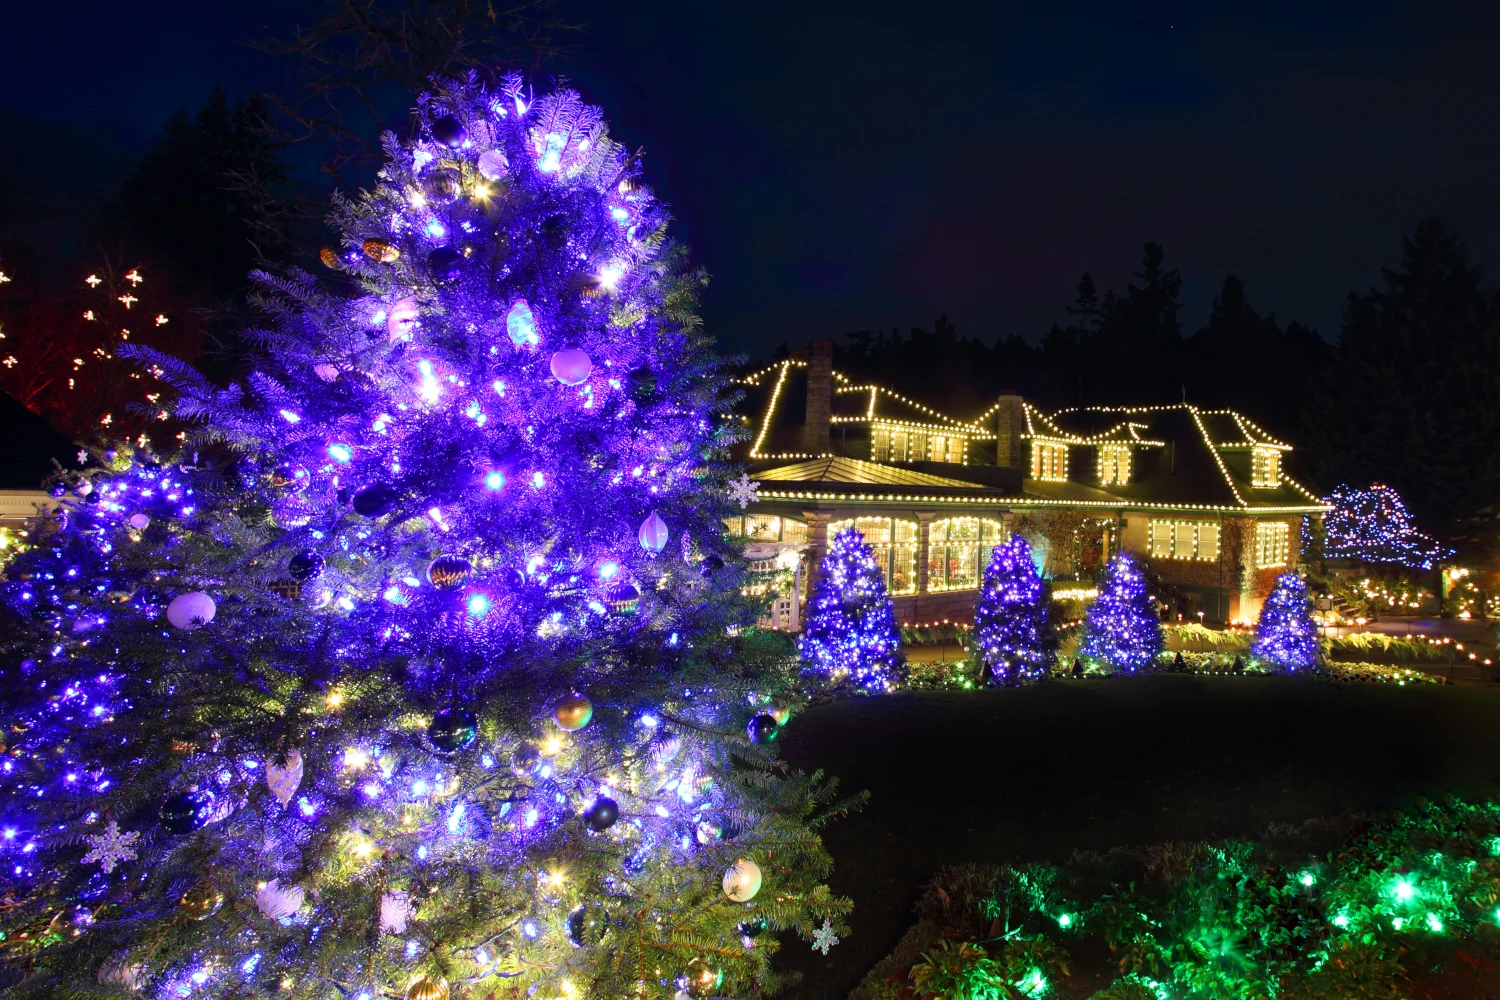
[127,513,150,530]
[552,692,593,731]
[506,299,539,347]
[550,346,593,386]
[362,239,400,263]
[430,115,466,147]
[266,750,302,806]
[387,296,421,341]
[638,511,669,553]
[421,168,462,206]
[477,148,508,180]
[271,495,314,529]
[746,713,779,744]
[582,796,619,831]
[166,592,216,630]
[722,858,762,902]
[380,890,414,934]
[255,879,305,920]
[427,707,478,754]
[426,554,472,589]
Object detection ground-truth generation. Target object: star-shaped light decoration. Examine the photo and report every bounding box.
[810,918,840,955]
[727,472,760,510]
[81,820,140,874]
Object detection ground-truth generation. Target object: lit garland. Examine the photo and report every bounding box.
[1322,483,1452,570]
[798,528,905,692]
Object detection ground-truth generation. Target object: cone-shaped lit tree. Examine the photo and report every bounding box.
[0,74,849,999]
[799,528,905,692]
[1080,553,1162,674]
[1251,571,1320,672]
[974,534,1053,685]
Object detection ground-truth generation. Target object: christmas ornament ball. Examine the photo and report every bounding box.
[552,692,593,731]
[362,239,400,263]
[566,904,608,947]
[582,796,619,831]
[429,114,466,147]
[477,148,508,181]
[694,818,724,845]
[352,483,401,517]
[737,917,768,938]
[405,974,450,1000]
[319,245,340,268]
[421,168,462,205]
[699,554,726,577]
[684,958,724,999]
[427,246,465,283]
[427,707,478,754]
[288,551,325,581]
[550,346,593,386]
[511,742,541,775]
[426,554,472,589]
[166,591,216,630]
[160,790,216,834]
[271,495,314,529]
[722,858,763,902]
[179,881,224,920]
[746,713,779,744]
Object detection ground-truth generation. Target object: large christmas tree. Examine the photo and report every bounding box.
[973,534,1052,685]
[1251,572,1320,673]
[1080,554,1162,674]
[0,74,850,999]
[798,528,904,692]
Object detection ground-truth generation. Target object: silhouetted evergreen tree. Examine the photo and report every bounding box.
[1306,220,1500,549]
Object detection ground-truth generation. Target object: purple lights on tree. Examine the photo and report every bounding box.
[974,534,1052,685]
[1251,572,1320,673]
[1080,554,1163,674]
[1322,483,1452,570]
[798,528,905,693]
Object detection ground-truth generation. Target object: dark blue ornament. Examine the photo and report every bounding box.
[352,483,400,517]
[428,707,478,754]
[582,796,619,831]
[288,552,324,581]
[699,554,725,578]
[426,554,472,589]
[159,790,215,834]
[430,114,466,147]
[746,713,779,744]
[737,918,768,938]
[428,246,464,283]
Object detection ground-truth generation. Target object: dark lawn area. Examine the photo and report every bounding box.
[774,674,1500,999]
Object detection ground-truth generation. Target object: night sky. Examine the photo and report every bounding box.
[4,1,1499,358]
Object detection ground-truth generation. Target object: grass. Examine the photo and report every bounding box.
[774,674,1500,999]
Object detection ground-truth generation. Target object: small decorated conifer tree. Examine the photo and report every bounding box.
[799,527,904,692]
[0,74,850,1000]
[974,534,1052,685]
[1080,553,1162,674]
[1251,571,1320,672]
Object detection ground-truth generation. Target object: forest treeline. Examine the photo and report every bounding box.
[782,225,1500,554]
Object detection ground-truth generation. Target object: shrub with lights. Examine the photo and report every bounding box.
[1080,554,1162,674]
[0,74,851,999]
[974,534,1053,685]
[1251,572,1320,673]
[799,528,905,692]
[1322,483,1453,569]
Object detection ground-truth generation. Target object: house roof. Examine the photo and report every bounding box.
[738,361,1328,515]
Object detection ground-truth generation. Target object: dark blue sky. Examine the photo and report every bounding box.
[3,1,1498,356]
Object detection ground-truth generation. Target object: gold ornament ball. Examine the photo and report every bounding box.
[319,245,341,268]
[685,958,723,999]
[179,882,224,920]
[362,239,401,264]
[405,975,449,1000]
[552,692,593,731]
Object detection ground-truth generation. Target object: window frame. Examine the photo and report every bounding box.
[829,516,919,595]
[927,517,1007,593]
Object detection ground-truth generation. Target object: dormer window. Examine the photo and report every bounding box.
[1098,444,1131,486]
[1252,446,1281,487]
[1031,441,1068,481]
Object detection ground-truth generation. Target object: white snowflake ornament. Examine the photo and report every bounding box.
[380,890,415,934]
[811,918,840,955]
[82,819,139,874]
[727,472,760,510]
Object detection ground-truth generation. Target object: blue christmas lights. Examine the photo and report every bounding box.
[798,528,905,692]
[1251,572,1319,673]
[1322,483,1452,570]
[1080,554,1163,674]
[974,534,1052,685]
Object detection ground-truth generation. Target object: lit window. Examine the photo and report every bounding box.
[1148,520,1220,562]
[1252,447,1281,487]
[1098,445,1131,486]
[723,515,807,543]
[927,518,1006,592]
[1030,442,1068,481]
[872,423,958,463]
[745,514,781,540]
[829,517,918,595]
[1255,521,1290,567]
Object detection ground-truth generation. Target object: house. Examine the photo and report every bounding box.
[730,341,1329,624]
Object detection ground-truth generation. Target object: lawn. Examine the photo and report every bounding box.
[774,674,1500,999]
